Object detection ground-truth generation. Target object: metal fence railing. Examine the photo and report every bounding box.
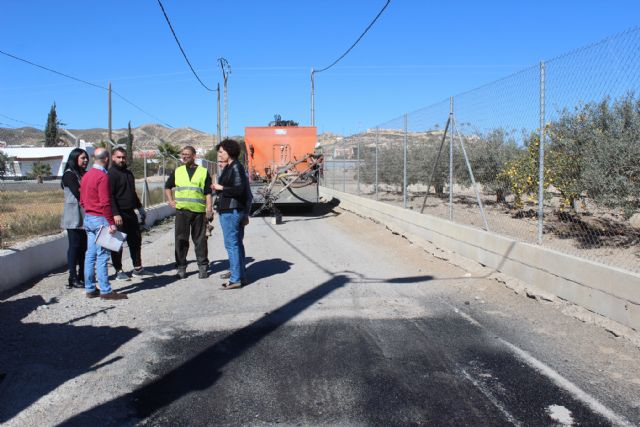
[321,26,640,274]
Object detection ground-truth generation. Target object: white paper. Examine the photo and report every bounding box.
[95,226,127,252]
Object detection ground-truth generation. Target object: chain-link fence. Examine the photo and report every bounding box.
[321,26,640,274]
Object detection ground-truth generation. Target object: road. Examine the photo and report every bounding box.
[1,200,639,426]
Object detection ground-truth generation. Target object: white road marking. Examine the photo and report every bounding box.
[449,304,633,427]
[547,404,575,426]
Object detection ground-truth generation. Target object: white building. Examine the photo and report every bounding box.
[0,142,95,178]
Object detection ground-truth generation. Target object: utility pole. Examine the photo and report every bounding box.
[217,82,222,144]
[310,68,315,126]
[108,82,113,153]
[218,58,231,139]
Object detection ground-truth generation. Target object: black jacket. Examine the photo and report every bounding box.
[108,164,142,215]
[216,161,247,212]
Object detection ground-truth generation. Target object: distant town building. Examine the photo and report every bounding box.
[0,141,95,178]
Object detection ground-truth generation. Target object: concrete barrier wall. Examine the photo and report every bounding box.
[0,203,175,293]
[320,187,640,331]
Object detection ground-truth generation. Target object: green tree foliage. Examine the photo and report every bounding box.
[459,129,520,203]
[157,140,180,159]
[548,94,640,216]
[497,93,640,216]
[44,103,65,147]
[28,161,52,182]
[0,151,10,178]
[126,121,134,165]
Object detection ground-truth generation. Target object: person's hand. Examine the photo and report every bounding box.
[206,209,214,221]
[114,215,123,227]
[108,224,117,234]
[212,183,223,191]
[241,216,249,227]
[168,200,177,209]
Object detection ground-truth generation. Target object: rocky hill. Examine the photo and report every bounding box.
[0,124,220,149]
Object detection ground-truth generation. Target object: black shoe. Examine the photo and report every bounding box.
[86,289,100,298]
[198,266,209,279]
[221,282,242,290]
[177,268,187,280]
[68,278,84,289]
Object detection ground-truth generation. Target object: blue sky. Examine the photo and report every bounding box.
[1,0,639,137]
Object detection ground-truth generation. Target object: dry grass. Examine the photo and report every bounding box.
[0,190,64,247]
[0,187,168,248]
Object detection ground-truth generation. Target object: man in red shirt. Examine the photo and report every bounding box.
[80,147,128,300]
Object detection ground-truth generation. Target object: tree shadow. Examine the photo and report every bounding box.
[544,211,640,249]
[0,295,140,424]
[59,265,436,426]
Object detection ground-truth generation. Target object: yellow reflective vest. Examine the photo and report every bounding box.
[174,165,208,212]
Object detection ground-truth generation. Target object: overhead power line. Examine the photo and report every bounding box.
[0,112,42,128]
[156,0,216,92]
[0,49,173,128]
[314,0,391,74]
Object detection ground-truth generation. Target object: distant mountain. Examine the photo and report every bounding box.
[0,123,344,150]
[0,124,222,149]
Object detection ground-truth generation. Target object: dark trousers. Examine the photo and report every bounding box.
[111,209,142,271]
[67,228,87,281]
[174,209,208,268]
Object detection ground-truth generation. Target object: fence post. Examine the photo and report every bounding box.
[403,113,408,209]
[142,150,150,208]
[537,61,545,245]
[375,127,379,201]
[332,145,336,190]
[342,141,346,192]
[356,138,360,195]
[449,97,454,221]
[162,155,166,202]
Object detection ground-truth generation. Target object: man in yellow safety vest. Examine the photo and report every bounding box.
[164,145,213,279]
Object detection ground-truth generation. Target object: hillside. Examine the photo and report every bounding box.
[0,124,219,149]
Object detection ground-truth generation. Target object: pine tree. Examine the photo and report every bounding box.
[44,103,60,147]
[126,121,134,166]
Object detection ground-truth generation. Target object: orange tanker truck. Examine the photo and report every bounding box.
[245,125,322,213]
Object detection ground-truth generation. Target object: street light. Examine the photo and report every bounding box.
[218,58,231,138]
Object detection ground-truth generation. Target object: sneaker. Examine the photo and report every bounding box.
[115,270,130,281]
[132,267,154,277]
[221,282,242,290]
[100,291,128,300]
[219,271,231,279]
[177,268,187,280]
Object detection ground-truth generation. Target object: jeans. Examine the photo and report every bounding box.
[111,209,142,271]
[84,214,112,294]
[219,209,245,283]
[67,228,87,282]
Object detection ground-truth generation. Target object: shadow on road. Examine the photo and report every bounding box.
[0,295,140,424]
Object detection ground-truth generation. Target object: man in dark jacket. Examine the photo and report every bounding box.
[109,147,153,280]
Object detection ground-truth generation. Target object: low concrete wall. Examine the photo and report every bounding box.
[321,187,640,331]
[0,203,175,293]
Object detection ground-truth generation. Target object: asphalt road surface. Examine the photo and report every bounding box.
[1,200,639,426]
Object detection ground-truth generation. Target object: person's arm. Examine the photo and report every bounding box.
[164,171,176,208]
[214,164,244,197]
[62,171,81,200]
[109,171,123,226]
[98,174,116,230]
[204,172,214,220]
